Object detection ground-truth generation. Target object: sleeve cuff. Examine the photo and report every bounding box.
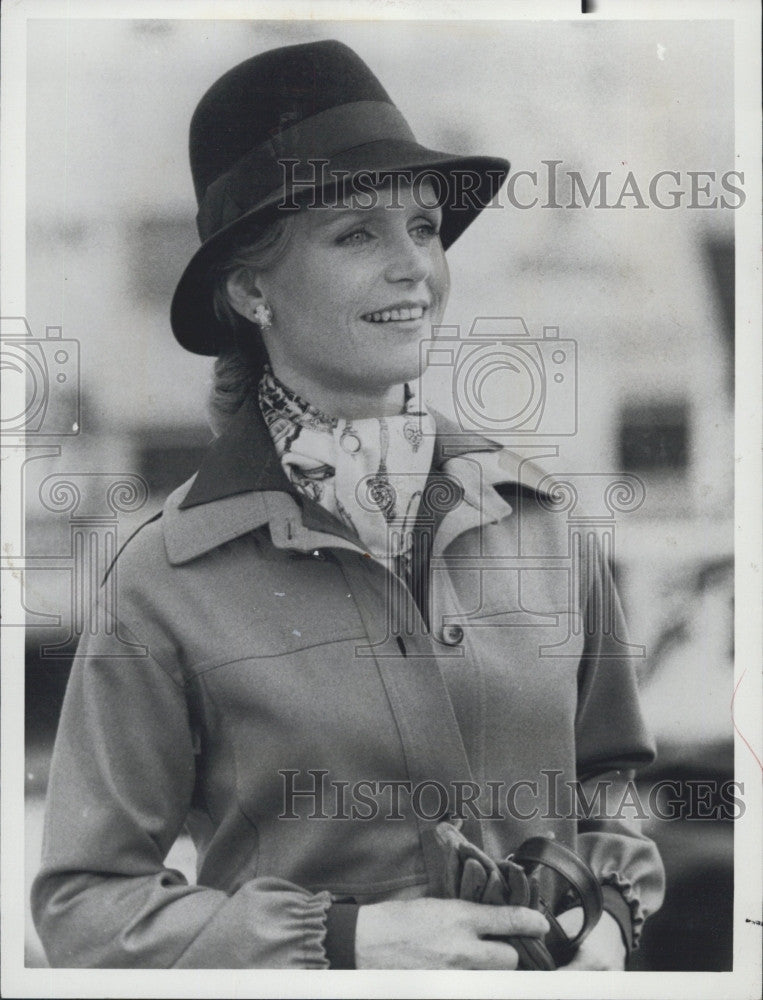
[323,901,359,969]
[600,884,634,958]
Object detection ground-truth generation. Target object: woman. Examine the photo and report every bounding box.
[32,39,664,970]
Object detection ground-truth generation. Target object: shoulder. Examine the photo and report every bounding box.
[102,509,164,585]
[459,446,575,557]
[430,409,558,503]
[450,443,559,505]
[489,448,557,503]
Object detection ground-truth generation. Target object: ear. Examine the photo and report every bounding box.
[225,268,265,322]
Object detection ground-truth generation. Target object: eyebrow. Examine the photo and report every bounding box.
[309,201,442,230]
[312,207,373,227]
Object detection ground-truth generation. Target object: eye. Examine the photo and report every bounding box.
[338,228,372,246]
[410,218,441,242]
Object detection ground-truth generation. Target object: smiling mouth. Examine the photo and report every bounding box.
[361,305,427,323]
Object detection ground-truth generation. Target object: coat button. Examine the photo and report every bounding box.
[441,624,464,646]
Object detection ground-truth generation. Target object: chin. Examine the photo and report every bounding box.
[372,350,425,387]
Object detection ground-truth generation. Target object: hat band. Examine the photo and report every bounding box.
[197,100,417,240]
[263,100,416,160]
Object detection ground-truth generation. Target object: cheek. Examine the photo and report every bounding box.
[296,259,359,321]
[269,266,337,339]
[432,249,451,308]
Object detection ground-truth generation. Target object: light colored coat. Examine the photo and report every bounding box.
[32,398,664,967]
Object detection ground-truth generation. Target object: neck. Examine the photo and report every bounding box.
[268,364,408,419]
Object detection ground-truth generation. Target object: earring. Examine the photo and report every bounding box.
[252,303,273,331]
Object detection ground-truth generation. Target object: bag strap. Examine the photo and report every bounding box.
[512,838,603,952]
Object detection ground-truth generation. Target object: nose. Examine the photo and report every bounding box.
[383,232,430,285]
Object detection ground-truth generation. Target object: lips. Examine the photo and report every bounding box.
[361,303,428,323]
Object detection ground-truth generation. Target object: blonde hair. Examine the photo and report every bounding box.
[207,213,297,435]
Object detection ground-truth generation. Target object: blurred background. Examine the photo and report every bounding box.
[16,17,735,968]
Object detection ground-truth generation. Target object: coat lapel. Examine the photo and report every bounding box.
[162,399,545,566]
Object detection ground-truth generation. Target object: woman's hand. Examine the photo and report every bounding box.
[355,898,549,969]
[555,907,627,971]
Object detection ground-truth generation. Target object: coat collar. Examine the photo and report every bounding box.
[178,395,294,508]
[163,394,551,566]
[178,394,505,509]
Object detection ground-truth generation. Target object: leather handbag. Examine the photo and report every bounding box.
[434,821,603,970]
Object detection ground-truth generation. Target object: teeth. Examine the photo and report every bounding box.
[364,306,425,322]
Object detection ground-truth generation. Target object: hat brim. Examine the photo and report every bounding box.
[171,140,509,356]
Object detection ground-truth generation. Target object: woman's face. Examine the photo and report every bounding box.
[248,178,450,410]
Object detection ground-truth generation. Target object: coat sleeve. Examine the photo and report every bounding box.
[30,601,332,969]
[571,539,666,952]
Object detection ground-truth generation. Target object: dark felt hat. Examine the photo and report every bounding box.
[171,40,509,355]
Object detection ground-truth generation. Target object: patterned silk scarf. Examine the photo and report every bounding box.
[258,366,436,561]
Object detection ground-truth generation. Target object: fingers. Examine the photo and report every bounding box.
[469,940,520,970]
[457,838,501,875]
[481,869,507,906]
[435,821,469,898]
[498,859,530,904]
[460,857,487,902]
[469,902,550,939]
[442,847,461,898]
[434,821,466,852]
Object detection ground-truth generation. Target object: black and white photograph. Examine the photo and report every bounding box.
[1,1,760,997]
